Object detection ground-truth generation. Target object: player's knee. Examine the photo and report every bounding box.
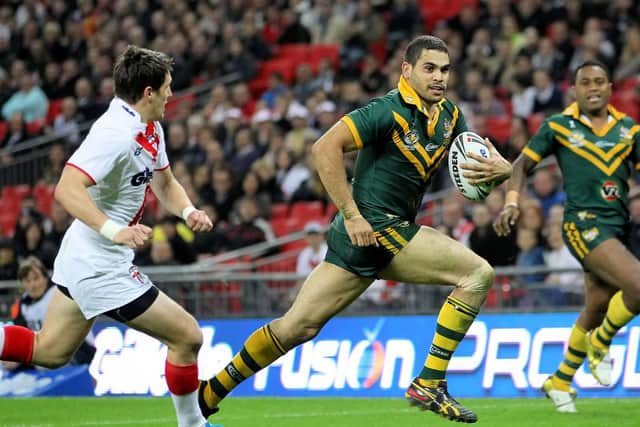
[39,351,74,369]
[459,260,495,295]
[171,316,203,356]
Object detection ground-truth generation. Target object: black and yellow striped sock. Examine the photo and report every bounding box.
[418,296,479,387]
[551,323,586,391]
[590,291,635,350]
[203,324,285,408]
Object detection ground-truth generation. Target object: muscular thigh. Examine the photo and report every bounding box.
[379,226,485,285]
[126,291,198,346]
[283,262,373,328]
[584,238,640,293]
[34,288,95,363]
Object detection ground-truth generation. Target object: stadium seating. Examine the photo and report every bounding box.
[46,99,64,125]
[486,115,512,145]
[32,183,55,216]
[527,113,545,136]
[26,118,46,136]
[290,201,324,222]
[270,202,289,220]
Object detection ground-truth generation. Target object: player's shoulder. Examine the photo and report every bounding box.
[439,97,458,113]
[88,99,143,143]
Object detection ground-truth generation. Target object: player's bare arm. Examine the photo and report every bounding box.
[150,167,212,232]
[460,138,513,185]
[493,153,537,236]
[55,165,151,249]
[311,121,378,247]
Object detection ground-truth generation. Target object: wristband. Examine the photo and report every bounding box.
[345,214,363,220]
[503,202,519,210]
[505,190,520,206]
[182,206,196,221]
[99,219,124,241]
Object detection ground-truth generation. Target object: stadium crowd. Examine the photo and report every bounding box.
[2,0,640,308]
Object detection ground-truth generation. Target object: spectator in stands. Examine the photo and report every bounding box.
[15,220,57,269]
[515,226,547,286]
[193,204,228,257]
[532,37,566,81]
[518,198,546,238]
[206,167,240,222]
[296,221,328,278]
[0,238,17,281]
[292,63,316,105]
[531,168,566,218]
[315,100,337,133]
[469,203,517,267]
[473,84,505,117]
[614,23,640,81]
[261,73,288,110]
[40,142,67,185]
[360,54,386,95]
[229,126,261,177]
[51,97,83,146]
[74,77,103,121]
[544,220,584,306]
[532,68,564,114]
[1,72,48,122]
[154,215,197,265]
[57,58,81,98]
[3,256,95,372]
[251,158,283,203]
[285,103,317,158]
[232,170,271,221]
[225,196,276,250]
[1,111,27,149]
[304,0,349,45]
[43,201,71,250]
[222,36,258,81]
[441,196,473,247]
[277,8,311,45]
[275,147,311,202]
[504,116,531,161]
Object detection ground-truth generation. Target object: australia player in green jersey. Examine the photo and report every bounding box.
[494,60,640,413]
[199,35,512,424]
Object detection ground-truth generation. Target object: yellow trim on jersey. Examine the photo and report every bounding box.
[386,228,409,246]
[555,135,632,176]
[392,111,446,167]
[392,130,427,180]
[561,102,626,137]
[374,232,400,254]
[451,104,459,133]
[398,76,427,116]
[341,116,364,149]
[522,147,542,162]
[564,222,589,259]
[427,99,446,137]
[549,121,630,162]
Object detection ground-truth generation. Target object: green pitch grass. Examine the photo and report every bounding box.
[0,397,638,427]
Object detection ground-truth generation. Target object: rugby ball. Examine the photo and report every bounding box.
[448,131,494,201]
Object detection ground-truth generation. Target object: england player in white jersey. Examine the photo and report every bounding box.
[0,46,216,427]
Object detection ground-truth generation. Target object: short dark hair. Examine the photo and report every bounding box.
[573,60,611,84]
[403,35,449,66]
[17,256,48,281]
[113,45,174,104]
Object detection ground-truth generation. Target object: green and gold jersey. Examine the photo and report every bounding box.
[523,102,640,226]
[341,76,467,221]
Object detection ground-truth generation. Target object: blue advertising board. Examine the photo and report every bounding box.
[2,312,640,397]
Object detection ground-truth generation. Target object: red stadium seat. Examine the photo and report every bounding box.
[527,113,545,136]
[290,201,324,222]
[0,121,7,144]
[486,115,512,145]
[26,118,45,136]
[2,184,31,202]
[46,99,64,125]
[270,202,289,220]
[32,183,55,216]
[276,44,310,62]
[310,44,340,69]
[0,210,17,237]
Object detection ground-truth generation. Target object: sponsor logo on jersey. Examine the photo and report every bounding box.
[582,227,600,242]
[568,131,585,146]
[620,127,633,145]
[443,119,453,145]
[402,130,420,150]
[595,140,616,149]
[424,142,441,151]
[601,181,620,201]
[134,146,143,156]
[131,167,153,186]
[577,210,598,220]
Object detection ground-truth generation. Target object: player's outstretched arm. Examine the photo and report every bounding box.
[493,153,538,237]
[311,121,378,247]
[150,167,212,232]
[55,166,152,248]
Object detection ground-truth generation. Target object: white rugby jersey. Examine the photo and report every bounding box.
[53,97,169,271]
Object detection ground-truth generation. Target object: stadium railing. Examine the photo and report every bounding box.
[0,262,585,322]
